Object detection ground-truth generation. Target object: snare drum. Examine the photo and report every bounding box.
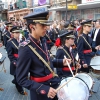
[50,45,57,55]
[57,77,89,100]
[76,73,93,90]
[90,56,100,74]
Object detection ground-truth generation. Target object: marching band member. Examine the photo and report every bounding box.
[3,22,13,48]
[77,20,99,73]
[16,11,71,100]
[6,26,25,95]
[56,31,81,79]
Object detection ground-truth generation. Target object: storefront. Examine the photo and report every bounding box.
[49,0,100,21]
[8,8,30,21]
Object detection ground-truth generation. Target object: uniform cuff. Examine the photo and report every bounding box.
[36,84,50,95]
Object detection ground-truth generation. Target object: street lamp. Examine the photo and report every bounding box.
[66,0,67,21]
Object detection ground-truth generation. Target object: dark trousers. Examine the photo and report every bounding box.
[14,75,23,92]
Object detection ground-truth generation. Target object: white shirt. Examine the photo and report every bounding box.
[93,28,99,41]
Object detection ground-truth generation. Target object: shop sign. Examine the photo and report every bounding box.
[34,7,47,13]
[67,5,78,10]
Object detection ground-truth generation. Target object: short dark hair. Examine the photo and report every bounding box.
[61,37,70,45]
[27,22,36,33]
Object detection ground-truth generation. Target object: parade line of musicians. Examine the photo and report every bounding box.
[0,11,100,100]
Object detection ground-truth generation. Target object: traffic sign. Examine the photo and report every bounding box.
[67,5,78,10]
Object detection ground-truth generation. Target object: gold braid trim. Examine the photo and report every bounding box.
[82,36,92,49]
[11,41,19,49]
[6,35,10,39]
[28,45,58,77]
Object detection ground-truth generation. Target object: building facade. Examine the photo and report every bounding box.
[7,0,31,21]
[49,0,100,21]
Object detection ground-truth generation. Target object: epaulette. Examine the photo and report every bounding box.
[19,40,30,47]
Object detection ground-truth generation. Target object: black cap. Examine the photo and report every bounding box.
[59,31,75,39]
[81,20,92,26]
[10,26,20,33]
[23,11,51,25]
[5,22,13,26]
[67,23,76,30]
[93,20,97,22]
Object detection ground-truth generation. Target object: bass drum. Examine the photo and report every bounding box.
[76,73,93,90]
[57,77,89,100]
[90,56,100,74]
[50,45,57,55]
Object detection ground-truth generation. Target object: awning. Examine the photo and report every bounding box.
[77,2,100,9]
[49,2,100,11]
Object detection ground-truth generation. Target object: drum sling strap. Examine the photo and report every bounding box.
[6,35,10,39]
[28,45,58,77]
[62,48,75,68]
[62,48,72,59]
[11,41,19,49]
[81,36,92,49]
[46,34,52,43]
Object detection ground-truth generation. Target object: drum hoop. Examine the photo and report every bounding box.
[76,77,89,91]
[77,73,93,89]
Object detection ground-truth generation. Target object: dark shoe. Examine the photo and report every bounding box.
[18,91,25,95]
[15,84,25,95]
[12,79,16,84]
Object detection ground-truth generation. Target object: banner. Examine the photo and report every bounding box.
[38,0,46,6]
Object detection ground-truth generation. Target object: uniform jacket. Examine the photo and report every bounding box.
[91,29,100,46]
[16,35,63,100]
[3,30,11,47]
[56,46,75,78]
[77,33,96,69]
[45,31,54,50]
[6,38,19,75]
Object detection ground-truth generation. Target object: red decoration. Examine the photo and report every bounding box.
[40,90,46,94]
[55,38,61,47]
[77,26,82,31]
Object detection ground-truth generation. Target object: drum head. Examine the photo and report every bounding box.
[76,73,93,90]
[57,77,89,100]
[50,46,57,55]
[90,56,100,70]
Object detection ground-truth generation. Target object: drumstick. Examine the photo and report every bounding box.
[64,55,74,77]
[56,74,78,92]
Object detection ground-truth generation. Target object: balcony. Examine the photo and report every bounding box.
[8,0,27,11]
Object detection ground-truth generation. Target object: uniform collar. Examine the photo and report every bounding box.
[64,45,70,51]
[30,35,40,44]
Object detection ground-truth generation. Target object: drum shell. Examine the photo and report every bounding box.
[57,77,89,100]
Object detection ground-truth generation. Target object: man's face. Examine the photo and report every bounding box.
[8,25,13,31]
[95,22,100,28]
[33,23,47,37]
[13,32,20,38]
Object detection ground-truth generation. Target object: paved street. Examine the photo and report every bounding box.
[0,46,100,100]
[0,46,30,100]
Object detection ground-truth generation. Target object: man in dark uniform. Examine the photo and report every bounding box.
[56,31,81,79]
[3,22,12,48]
[77,20,99,73]
[16,11,71,100]
[6,26,25,95]
[45,25,54,50]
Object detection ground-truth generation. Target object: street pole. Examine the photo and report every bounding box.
[66,0,67,21]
